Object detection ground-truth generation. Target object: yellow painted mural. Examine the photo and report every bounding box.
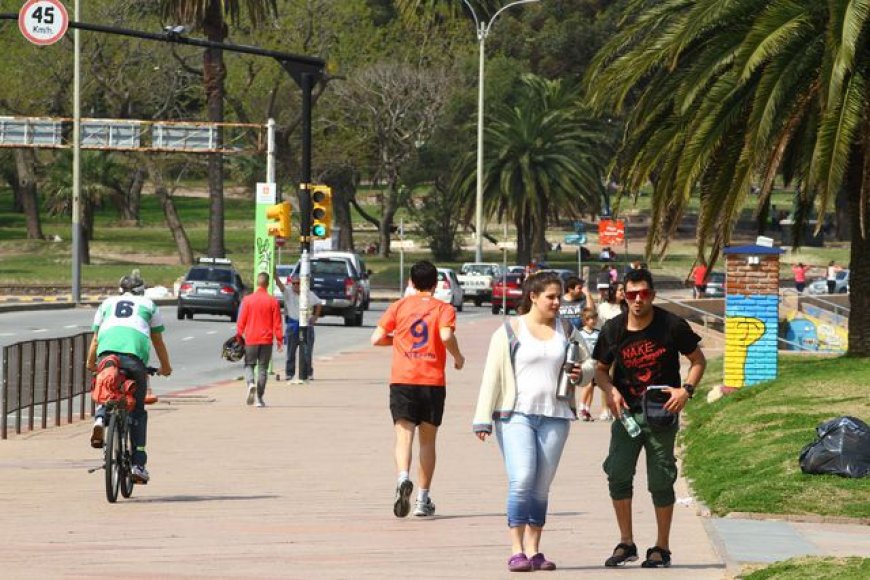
[724,317,766,387]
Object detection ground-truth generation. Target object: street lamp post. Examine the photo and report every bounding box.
[462,0,539,263]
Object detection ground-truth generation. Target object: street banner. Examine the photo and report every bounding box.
[598,218,625,246]
[254,182,277,284]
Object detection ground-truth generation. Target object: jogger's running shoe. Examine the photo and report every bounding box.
[246,384,256,405]
[393,479,413,517]
[413,497,436,517]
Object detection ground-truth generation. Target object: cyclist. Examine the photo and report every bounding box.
[86,273,172,484]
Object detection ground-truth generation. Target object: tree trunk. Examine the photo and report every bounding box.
[847,125,870,356]
[835,185,851,241]
[144,158,193,265]
[13,149,44,240]
[322,167,355,251]
[203,4,226,258]
[516,211,531,266]
[80,198,93,265]
[532,201,549,262]
[120,166,146,224]
[378,181,399,258]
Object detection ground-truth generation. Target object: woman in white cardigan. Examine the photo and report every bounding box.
[473,271,596,572]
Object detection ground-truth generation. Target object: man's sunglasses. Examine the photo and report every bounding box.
[625,289,652,301]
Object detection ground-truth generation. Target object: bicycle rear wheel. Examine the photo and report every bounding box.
[104,414,121,503]
[119,424,134,498]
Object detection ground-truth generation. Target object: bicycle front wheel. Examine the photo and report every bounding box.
[104,414,121,503]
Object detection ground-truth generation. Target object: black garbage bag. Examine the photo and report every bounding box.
[799,416,870,478]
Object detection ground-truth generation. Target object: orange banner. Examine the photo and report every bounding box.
[598,219,625,246]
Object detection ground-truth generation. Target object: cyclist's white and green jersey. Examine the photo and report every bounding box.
[92,295,165,364]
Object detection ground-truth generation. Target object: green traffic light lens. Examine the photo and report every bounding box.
[312,224,326,237]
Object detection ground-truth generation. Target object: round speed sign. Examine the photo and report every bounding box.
[18,0,69,46]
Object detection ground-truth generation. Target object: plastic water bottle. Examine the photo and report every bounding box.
[556,341,581,400]
[620,410,641,438]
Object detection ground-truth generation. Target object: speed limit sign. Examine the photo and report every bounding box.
[18,0,69,46]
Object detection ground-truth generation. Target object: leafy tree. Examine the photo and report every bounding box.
[159,0,277,258]
[454,74,610,264]
[585,0,870,355]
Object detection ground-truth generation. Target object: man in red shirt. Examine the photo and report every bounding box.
[236,272,283,407]
[371,261,465,518]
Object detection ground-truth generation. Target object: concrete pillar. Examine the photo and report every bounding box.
[722,244,784,390]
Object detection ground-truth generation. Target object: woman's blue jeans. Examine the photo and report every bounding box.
[496,413,571,528]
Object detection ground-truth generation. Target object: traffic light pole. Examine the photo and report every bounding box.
[296,73,314,381]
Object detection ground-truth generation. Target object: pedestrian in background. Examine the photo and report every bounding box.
[791,262,810,294]
[559,276,594,330]
[826,261,842,294]
[577,307,600,422]
[371,260,465,519]
[596,282,626,421]
[275,272,323,383]
[593,269,706,569]
[690,260,708,299]
[236,272,283,407]
[473,271,595,572]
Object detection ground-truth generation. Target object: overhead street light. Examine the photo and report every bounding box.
[461,0,540,263]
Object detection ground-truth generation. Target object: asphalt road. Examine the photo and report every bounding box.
[0,302,492,395]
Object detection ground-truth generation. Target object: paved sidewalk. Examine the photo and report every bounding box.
[0,315,857,578]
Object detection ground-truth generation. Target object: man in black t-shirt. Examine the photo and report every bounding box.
[592,269,706,569]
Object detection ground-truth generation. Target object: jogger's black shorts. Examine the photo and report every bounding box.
[389,384,446,426]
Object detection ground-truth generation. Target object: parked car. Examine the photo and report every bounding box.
[491,273,525,315]
[507,265,526,275]
[434,268,464,311]
[177,258,247,321]
[808,269,850,295]
[313,251,372,309]
[287,257,366,326]
[704,271,726,298]
[457,262,502,306]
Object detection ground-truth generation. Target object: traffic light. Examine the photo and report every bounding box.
[311,185,333,239]
[265,201,291,238]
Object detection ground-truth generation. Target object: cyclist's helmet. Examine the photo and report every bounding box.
[222,335,245,362]
[118,274,145,296]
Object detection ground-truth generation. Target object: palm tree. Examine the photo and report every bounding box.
[585,0,870,355]
[454,74,610,264]
[160,1,276,258]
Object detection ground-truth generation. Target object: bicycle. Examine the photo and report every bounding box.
[88,365,158,503]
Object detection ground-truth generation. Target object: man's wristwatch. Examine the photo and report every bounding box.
[682,383,696,399]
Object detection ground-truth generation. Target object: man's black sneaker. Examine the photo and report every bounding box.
[641,546,671,568]
[604,542,638,567]
[393,479,413,517]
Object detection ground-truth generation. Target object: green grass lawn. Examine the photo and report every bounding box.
[684,356,870,518]
[742,556,869,579]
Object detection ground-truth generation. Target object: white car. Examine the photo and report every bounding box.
[435,268,464,311]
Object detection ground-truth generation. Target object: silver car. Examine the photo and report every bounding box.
[808,269,850,294]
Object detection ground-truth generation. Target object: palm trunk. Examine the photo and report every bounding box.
[847,122,870,356]
[516,211,531,265]
[204,4,226,258]
[13,149,44,240]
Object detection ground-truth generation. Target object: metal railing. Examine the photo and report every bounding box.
[1,332,94,439]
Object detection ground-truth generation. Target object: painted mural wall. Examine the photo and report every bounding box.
[723,248,783,389]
